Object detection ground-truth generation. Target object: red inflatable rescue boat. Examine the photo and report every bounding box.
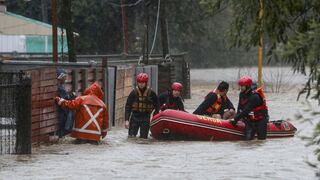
[150,110,297,141]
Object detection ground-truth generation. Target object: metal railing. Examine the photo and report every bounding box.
[0,72,31,154]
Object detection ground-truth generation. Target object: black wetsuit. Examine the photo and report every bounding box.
[235,89,269,140]
[125,87,159,138]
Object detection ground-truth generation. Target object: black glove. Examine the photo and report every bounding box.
[230,115,240,127]
[230,120,238,127]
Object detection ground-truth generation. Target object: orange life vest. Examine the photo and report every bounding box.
[205,90,227,114]
[249,87,268,121]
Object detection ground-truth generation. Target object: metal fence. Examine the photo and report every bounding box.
[1,53,191,98]
[0,72,31,154]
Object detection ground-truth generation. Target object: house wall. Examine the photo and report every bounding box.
[0,34,67,53]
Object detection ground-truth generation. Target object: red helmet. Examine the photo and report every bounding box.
[238,76,253,86]
[171,82,183,91]
[136,73,149,83]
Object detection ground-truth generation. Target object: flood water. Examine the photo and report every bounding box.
[0,67,319,180]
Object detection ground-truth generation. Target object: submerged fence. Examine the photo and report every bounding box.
[0,54,191,154]
[0,72,31,154]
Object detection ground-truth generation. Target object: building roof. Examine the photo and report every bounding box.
[0,11,65,36]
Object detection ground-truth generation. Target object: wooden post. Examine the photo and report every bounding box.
[51,0,58,62]
[160,0,169,58]
[81,69,88,92]
[142,0,150,64]
[72,69,78,93]
[62,0,76,62]
[121,0,129,54]
[16,76,32,154]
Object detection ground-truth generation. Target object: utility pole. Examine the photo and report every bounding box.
[142,0,150,64]
[160,0,169,58]
[51,0,58,62]
[121,0,129,55]
[258,0,264,88]
[62,0,76,62]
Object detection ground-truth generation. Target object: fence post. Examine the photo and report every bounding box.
[15,75,32,154]
[81,69,88,92]
[72,69,78,93]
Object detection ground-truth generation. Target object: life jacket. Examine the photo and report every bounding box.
[132,87,155,113]
[249,87,268,121]
[205,90,227,114]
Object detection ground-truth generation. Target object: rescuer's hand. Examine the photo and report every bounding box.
[125,120,129,129]
[160,104,167,111]
[230,119,238,127]
[55,97,65,106]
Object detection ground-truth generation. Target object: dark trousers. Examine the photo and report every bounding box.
[57,108,74,138]
[128,114,150,139]
[244,116,269,140]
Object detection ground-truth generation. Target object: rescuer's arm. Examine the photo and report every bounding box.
[193,93,217,115]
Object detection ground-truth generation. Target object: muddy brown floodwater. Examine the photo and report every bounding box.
[0,68,319,180]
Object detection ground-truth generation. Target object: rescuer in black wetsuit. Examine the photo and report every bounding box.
[124,73,159,139]
[230,76,269,140]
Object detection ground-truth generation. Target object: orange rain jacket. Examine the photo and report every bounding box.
[60,82,108,141]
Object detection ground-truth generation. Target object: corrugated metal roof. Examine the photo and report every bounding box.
[0,11,65,36]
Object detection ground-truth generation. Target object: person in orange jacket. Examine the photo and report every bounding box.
[55,82,108,144]
[193,81,235,119]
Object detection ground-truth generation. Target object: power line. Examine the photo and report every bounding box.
[107,0,143,7]
[149,0,160,56]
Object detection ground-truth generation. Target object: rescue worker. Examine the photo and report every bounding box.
[230,76,269,140]
[193,81,235,119]
[56,68,76,138]
[55,82,108,144]
[158,82,185,111]
[125,73,159,139]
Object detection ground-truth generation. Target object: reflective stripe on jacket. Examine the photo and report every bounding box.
[205,90,227,114]
[250,87,268,121]
[61,82,108,141]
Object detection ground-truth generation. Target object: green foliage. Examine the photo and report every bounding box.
[200,0,320,99]
[163,0,259,67]
[307,121,320,162]
[201,0,320,165]
[6,0,263,67]
[71,0,122,54]
[7,0,47,22]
